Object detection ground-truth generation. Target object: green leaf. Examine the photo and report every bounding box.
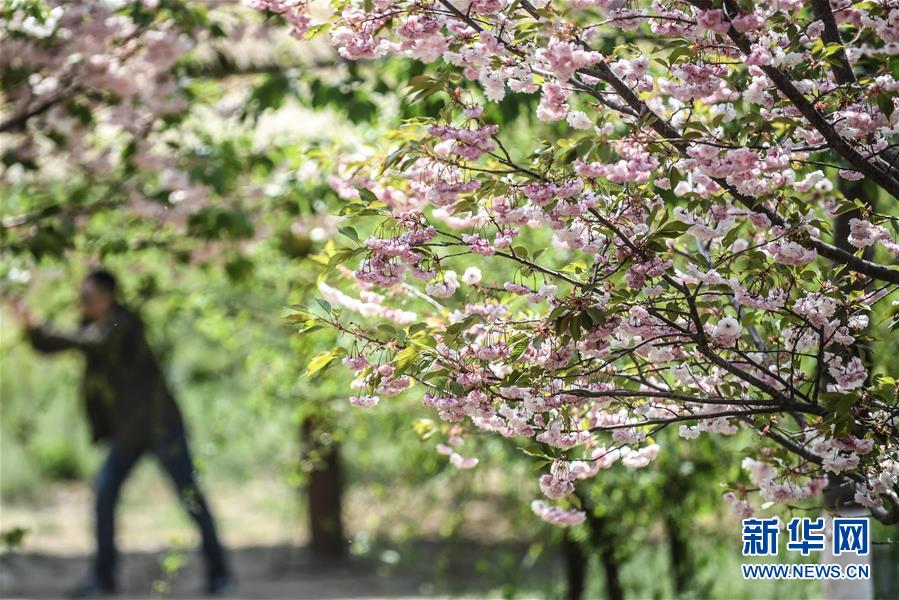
[408,322,428,336]
[304,349,341,377]
[358,188,379,204]
[655,220,690,239]
[821,42,844,57]
[394,345,418,374]
[822,391,857,417]
[338,226,360,244]
[315,298,332,314]
[877,93,895,119]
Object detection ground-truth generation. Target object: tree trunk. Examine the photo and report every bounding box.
[562,533,588,600]
[598,540,623,600]
[301,417,346,558]
[664,513,690,595]
[580,500,624,600]
[818,179,874,600]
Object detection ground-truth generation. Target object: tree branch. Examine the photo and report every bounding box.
[698,0,899,199]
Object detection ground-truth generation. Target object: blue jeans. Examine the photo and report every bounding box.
[94,428,227,587]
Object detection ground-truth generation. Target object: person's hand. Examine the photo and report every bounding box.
[7,298,34,329]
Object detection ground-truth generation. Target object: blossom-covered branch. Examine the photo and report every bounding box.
[262,0,898,525]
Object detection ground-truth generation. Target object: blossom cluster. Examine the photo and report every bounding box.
[0,1,260,231]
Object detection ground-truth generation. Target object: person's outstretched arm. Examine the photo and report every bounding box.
[26,315,127,355]
[27,324,85,353]
[5,301,74,354]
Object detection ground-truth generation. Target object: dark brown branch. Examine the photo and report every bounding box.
[0,91,71,133]
[580,60,899,285]
[565,387,781,406]
[809,0,857,85]
[440,0,898,281]
[587,407,782,432]
[696,0,899,199]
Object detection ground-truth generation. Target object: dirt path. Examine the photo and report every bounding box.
[1,542,557,599]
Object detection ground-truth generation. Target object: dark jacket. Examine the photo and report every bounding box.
[27,304,183,451]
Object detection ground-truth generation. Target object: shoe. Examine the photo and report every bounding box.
[206,573,235,597]
[66,577,117,599]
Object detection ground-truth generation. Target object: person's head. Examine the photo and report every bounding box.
[79,269,117,321]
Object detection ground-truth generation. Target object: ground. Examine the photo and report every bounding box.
[1,542,555,599]
[0,465,557,599]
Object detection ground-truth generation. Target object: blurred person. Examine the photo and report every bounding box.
[10,269,232,598]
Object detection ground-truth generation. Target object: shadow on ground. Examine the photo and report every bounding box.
[0,540,560,599]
